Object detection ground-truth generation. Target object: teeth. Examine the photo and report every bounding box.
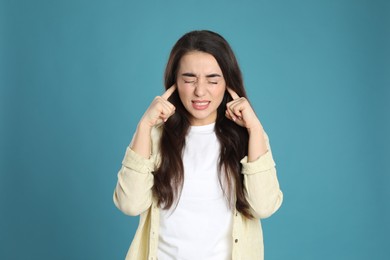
[194,102,208,105]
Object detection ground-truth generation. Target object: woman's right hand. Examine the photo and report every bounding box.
[140,85,177,128]
[131,85,176,158]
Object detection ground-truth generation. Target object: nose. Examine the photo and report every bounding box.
[194,79,206,97]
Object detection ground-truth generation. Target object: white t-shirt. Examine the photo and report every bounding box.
[157,123,233,260]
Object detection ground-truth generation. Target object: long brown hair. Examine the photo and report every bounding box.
[153,30,253,218]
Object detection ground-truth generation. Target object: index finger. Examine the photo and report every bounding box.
[227,87,240,100]
[161,85,176,100]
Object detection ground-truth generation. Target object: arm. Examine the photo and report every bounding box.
[241,132,283,219]
[131,85,176,158]
[113,146,155,216]
[113,125,165,216]
[113,86,176,216]
[225,88,283,219]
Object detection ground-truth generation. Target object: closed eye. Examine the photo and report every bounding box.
[182,73,197,84]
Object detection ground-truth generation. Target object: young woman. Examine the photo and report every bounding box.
[113,30,283,260]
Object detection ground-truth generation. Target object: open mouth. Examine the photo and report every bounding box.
[192,101,210,110]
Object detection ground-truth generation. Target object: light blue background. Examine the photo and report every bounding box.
[1,0,389,259]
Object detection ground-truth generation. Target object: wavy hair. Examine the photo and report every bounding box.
[153,30,253,218]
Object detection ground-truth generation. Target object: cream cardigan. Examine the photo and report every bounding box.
[113,126,283,260]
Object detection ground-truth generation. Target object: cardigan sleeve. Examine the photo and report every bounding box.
[240,132,283,219]
[113,126,162,216]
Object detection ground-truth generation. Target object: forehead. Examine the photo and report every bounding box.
[178,51,222,74]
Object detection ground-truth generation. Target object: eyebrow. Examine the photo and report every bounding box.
[181,73,197,77]
[181,73,222,78]
[206,73,222,78]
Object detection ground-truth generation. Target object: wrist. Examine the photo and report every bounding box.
[138,119,153,133]
[247,121,263,135]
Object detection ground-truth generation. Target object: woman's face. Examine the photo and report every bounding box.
[176,51,226,126]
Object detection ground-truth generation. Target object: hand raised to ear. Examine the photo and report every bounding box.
[140,85,177,128]
[225,87,263,131]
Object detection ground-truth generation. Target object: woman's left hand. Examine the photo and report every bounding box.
[225,87,263,131]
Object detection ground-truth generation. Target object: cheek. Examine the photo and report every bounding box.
[214,86,226,102]
[177,85,191,103]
